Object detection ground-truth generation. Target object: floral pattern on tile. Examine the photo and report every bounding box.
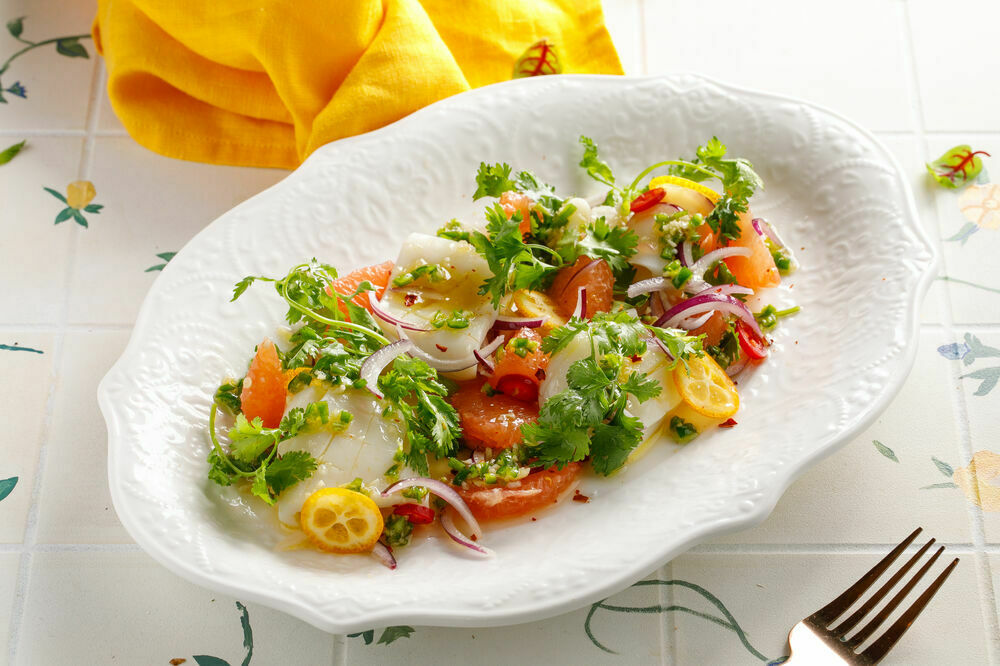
[45,179,103,227]
[1,16,91,103]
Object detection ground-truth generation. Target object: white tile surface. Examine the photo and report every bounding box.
[909,0,1000,132]
[34,330,132,543]
[16,551,335,665]
[0,138,81,323]
[2,2,1000,664]
[712,329,972,545]
[0,332,54,544]
[69,137,286,324]
[0,1,97,131]
[344,574,665,665]
[643,0,916,132]
[671,552,989,665]
[0,553,22,665]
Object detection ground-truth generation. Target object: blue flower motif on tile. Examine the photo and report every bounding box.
[937,342,970,361]
[5,80,25,98]
[1,17,92,104]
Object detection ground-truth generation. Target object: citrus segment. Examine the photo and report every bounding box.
[326,260,393,316]
[648,175,721,203]
[240,338,286,428]
[299,487,384,553]
[673,354,739,419]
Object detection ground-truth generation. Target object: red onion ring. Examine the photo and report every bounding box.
[371,541,397,569]
[440,508,493,557]
[692,284,754,298]
[492,316,546,330]
[655,291,764,338]
[394,325,479,372]
[726,356,749,378]
[572,287,587,319]
[382,477,483,540]
[473,335,505,374]
[360,340,414,399]
[752,217,788,249]
[680,240,694,268]
[626,277,670,299]
[680,311,714,330]
[370,296,431,332]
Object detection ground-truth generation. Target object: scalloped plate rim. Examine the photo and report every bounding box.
[99,73,937,633]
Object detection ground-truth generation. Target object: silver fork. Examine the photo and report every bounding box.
[785,527,959,664]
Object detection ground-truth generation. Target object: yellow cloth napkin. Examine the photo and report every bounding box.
[92,0,622,169]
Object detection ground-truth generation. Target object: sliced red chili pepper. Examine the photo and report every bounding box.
[496,374,539,402]
[629,187,666,213]
[735,320,768,360]
[719,418,738,428]
[393,503,436,525]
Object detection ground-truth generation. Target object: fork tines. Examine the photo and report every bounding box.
[809,527,959,663]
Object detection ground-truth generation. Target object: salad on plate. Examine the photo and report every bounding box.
[206,136,799,568]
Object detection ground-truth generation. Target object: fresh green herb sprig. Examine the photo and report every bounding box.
[523,312,702,475]
[232,260,389,348]
[377,356,462,476]
[754,304,800,331]
[706,321,740,370]
[207,398,349,504]
[556,214,638,289]
[466,203,563,307]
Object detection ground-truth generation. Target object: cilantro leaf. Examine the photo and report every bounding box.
[590,415,643,475]
[378,356,461,474]
[579,135,616,187]
[646,326,705,370]
[557,215,638,282]
[250,465,272,504]
[524,311,682,475]
[228,414,280,464]
[265,450,319,497]
[468,203,559,306]
[473,162,516,199]
[620,372,661,403]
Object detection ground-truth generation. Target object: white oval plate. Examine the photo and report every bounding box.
[100,74,936,633]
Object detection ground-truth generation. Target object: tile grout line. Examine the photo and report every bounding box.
[899,2,1000,662]
[5,58,107,666]
[659,563,675,666]
[331,633,346,666]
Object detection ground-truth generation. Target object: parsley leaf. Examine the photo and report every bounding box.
[668,137,763,241]
[467,203,559,306]
[579,135,616,187]
[264,451,319,498]
[378,356,461,475]
[523,311,687,475]
[228,414,281,464]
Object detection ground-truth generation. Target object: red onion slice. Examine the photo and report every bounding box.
[394,325,479,372]
[572,287,587,319]
[626,277,671,299]
[752,217,788,249]
[371,541,397,569]
[680,311,714,330]
[692,284,754,298]
[655,291,764,338]
[382,477,483,540]
[680,240,694,268]
[473,335,505,374]
[360,339,414,399]
[493,316,546,330]
[726,356,749,378]
[440,508,493,557]
[689,246,751,280]
[370,296,431,332]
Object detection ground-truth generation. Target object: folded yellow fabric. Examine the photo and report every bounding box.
[92,0,622,169]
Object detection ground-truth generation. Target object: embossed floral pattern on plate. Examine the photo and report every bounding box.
[99,74,936,633]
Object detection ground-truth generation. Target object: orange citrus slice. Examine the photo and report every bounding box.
[649,175,721,203]
[673,355,739,419]
[299,487,383,554]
